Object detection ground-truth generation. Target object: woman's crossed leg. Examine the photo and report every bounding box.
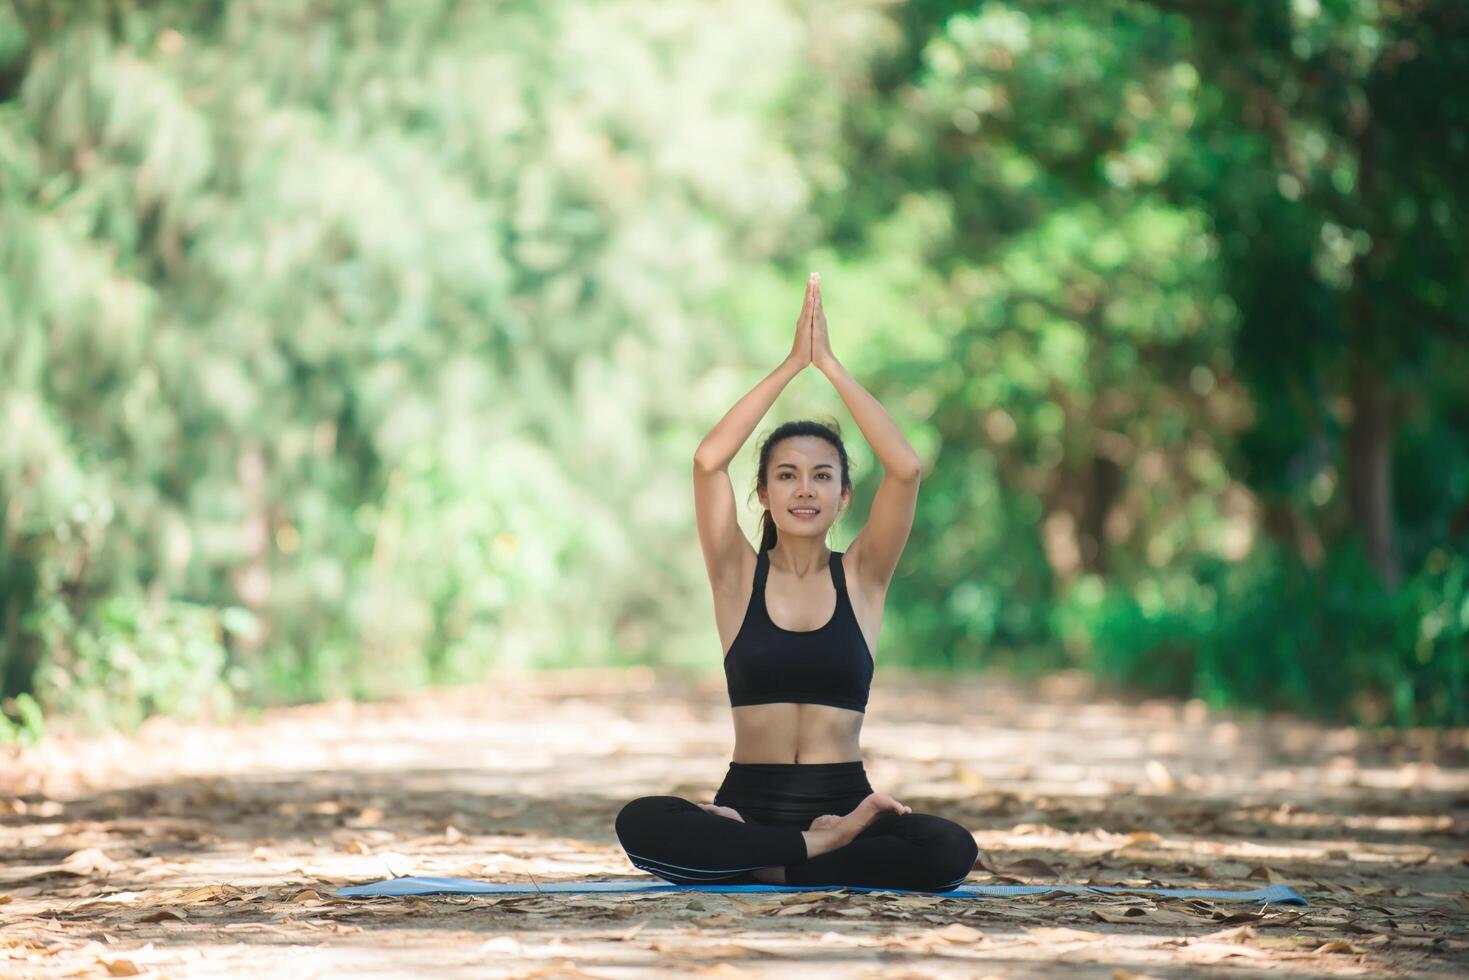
[615,794,976,892]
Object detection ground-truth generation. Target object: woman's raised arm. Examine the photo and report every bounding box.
[810,276,923,591]
[693,276,816,596]
[693,274,817,471]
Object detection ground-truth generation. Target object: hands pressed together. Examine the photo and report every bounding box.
[789,272,837,372]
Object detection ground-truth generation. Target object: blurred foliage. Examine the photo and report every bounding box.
[817,0,1468,726]
[0,0,857,731]
[0,0,1464,737]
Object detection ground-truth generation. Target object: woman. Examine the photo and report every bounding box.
[614,273,978,892]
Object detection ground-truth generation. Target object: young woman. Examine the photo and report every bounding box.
[614,274,978,892]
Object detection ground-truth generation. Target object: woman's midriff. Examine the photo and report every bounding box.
[730,703,864,764]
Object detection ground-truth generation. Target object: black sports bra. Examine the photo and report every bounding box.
[723,549,874,713]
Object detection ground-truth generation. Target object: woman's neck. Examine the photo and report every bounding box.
[767,540,832,577]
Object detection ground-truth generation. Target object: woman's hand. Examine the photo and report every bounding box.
[788,273,817,369]
[810,273,838,371]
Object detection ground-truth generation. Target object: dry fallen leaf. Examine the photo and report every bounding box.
[694,912,737,927]
[773,902,821,916]
[676,943,757,960]
[955,768,987,788]
[347,806,386,827]
[1024,926,1105,943]
[1114,832,1163,850]
[59,848,119,877]
[931,922,984,943]
[178,884,247,904]
[1145,760,1176,791]
[1004,858,1060,878]
[378,852,414,878]
[1182,941,1271,962]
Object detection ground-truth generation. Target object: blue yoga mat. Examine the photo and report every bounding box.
[337,876,1307,905]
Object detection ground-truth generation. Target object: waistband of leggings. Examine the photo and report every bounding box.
[727,761,865,774]
[718,760,872,798]
[715,761,872,824]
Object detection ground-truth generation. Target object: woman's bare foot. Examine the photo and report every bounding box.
[697,803,745,822]
[801,793,910,859]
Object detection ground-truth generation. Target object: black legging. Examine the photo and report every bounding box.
[615,761,978,893]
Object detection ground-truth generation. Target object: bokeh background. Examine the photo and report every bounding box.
[1,0,1465,741]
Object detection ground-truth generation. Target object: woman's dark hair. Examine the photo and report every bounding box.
[749,419,852,553]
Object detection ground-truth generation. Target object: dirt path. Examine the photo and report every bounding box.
[3,667,1466,978]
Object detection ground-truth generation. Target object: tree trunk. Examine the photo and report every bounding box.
[1346,360,1400,588]
[1080,453,1122,574]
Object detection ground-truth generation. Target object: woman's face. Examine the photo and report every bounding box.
[759,436,848,538]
